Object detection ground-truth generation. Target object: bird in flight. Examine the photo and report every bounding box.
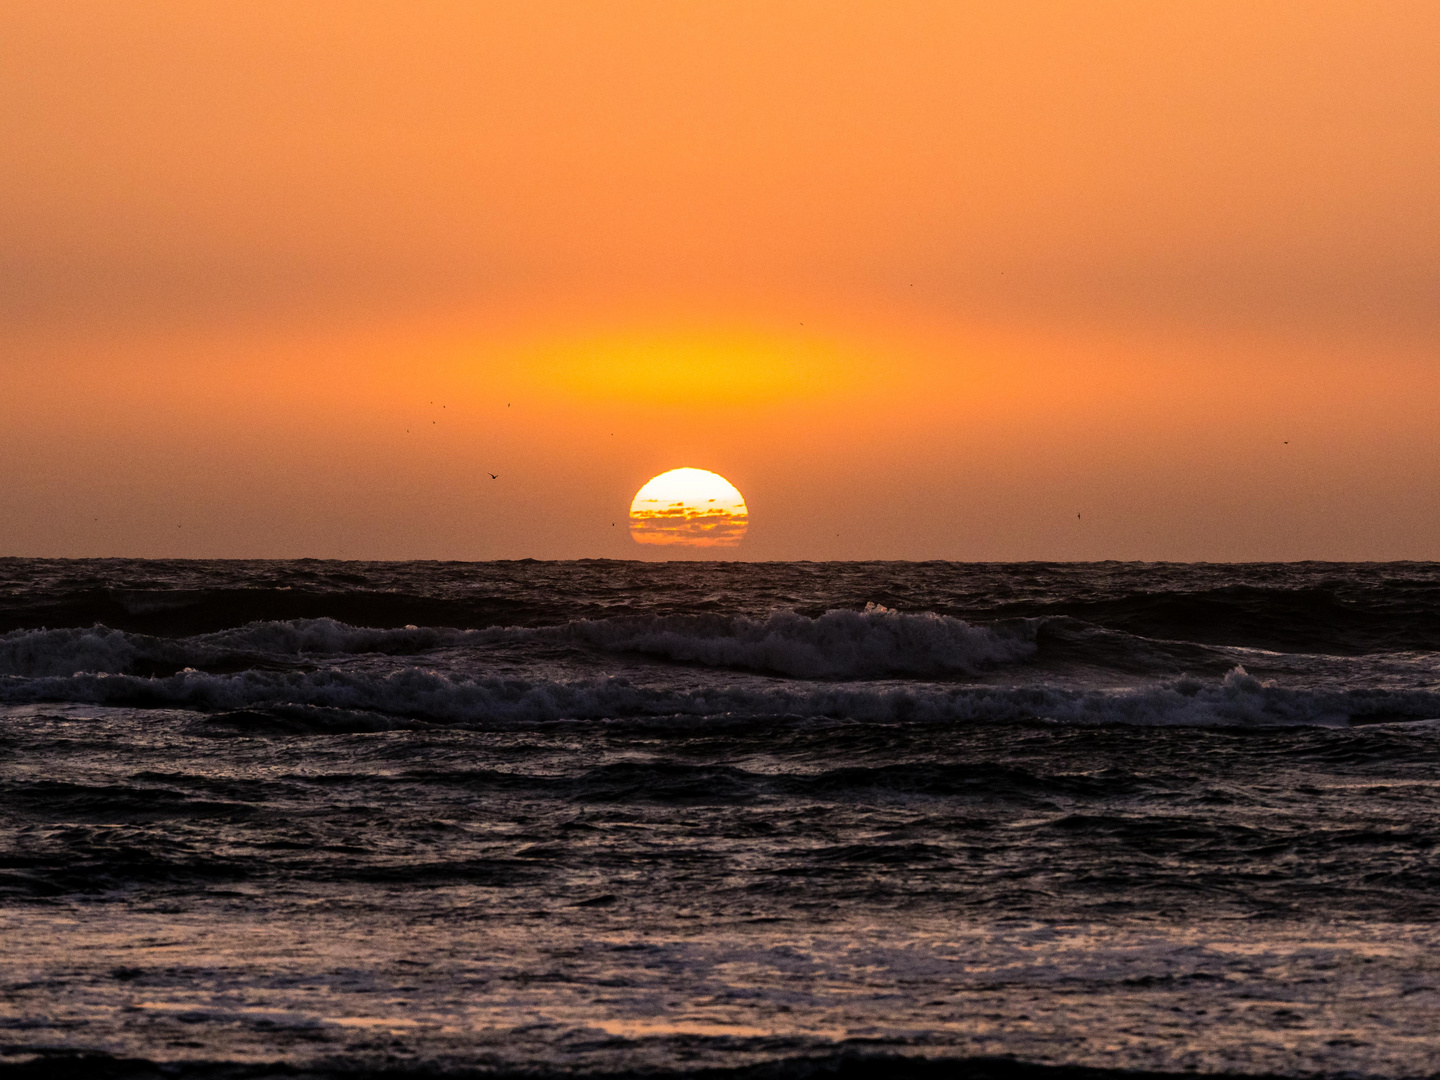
[489,473,498,480]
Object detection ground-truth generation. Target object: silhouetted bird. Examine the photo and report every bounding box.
[489,473,498,480]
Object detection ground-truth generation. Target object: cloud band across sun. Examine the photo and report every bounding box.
[629,468,748,548]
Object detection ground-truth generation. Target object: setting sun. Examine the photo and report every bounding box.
[628,468,748,548]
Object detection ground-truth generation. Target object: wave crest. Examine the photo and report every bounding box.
[558,604,1037,677]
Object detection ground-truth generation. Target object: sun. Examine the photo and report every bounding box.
[629,468,749,548]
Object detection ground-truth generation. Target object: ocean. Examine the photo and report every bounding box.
[3,559,1440,1079]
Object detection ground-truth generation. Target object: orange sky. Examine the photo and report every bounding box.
[3,1,1438,560]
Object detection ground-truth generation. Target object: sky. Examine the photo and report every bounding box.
[3,0,1438,560]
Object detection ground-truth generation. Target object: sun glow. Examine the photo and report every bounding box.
[629,468,749,548]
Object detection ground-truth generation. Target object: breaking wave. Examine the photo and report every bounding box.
[0,626,150,679]
[555,605,1038,676]
[0,605,1037,680]
[3,664,1438,729]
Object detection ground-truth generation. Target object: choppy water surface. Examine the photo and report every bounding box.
[3,559,1440,1077]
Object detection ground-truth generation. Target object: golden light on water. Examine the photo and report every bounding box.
[629,468,749,548]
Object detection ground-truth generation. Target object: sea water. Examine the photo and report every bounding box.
[3,559,1440,1077]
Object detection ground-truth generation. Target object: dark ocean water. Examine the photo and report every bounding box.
[3,559,1440,1079]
